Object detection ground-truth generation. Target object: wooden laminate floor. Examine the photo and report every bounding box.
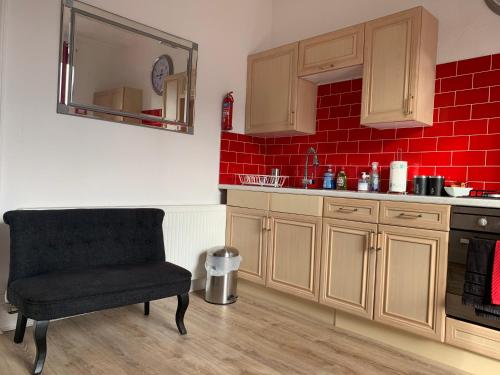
[0,292,466,375]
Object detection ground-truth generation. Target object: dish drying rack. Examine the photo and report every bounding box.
[238,174,288,188]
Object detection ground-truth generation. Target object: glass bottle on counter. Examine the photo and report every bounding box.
[336,167,347,190]
[370,162,380,192]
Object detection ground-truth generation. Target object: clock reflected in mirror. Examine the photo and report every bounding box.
[152,54,174,96]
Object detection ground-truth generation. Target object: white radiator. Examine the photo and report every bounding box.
[160,205,227,290]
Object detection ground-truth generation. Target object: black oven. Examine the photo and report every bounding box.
[446,205,500,331]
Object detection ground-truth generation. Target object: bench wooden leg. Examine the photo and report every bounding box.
[33,320,49,375]
[175,293,189,335]
[14,313,27,344]
[144,301,150,316]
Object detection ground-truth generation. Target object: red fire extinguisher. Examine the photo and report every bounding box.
[221,91,234,131]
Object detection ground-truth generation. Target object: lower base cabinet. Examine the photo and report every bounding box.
[375,224,448,341]
[320,218,377,319]
[226,207,268,285]
[225,193,451,344]
[445,317,500,360]
[266,212,322,301]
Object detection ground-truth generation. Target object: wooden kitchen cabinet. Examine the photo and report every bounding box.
[323,197,379,224]
[374,224,448,341]
[298,24,364,76]
[267,212,322,301]
[320,218,377,319]
[379,201,450,231]
[361,7,438,128]
[93,86,143,124]
[445,317,500,360]
[245,43,316,136]
[226,206,268,285]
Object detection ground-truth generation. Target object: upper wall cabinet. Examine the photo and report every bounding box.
[245,43,316,136]
[361,7,438,128]
[298,24,364,76]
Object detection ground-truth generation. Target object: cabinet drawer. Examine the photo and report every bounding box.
[227,190,270,210]
[270,193,323,216]
[445,318,500,360]
[379,201,450,231]
[323,198,379,223]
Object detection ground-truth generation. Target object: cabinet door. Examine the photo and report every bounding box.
[375,224,448,341]
[93,88,124,122]
[245,43,298,134]
[320,219,377,319]
[163,73,187,122]
[267,212,322,301]
[361,8,419,124]
[298,24,364,76]
[226,207,268,285]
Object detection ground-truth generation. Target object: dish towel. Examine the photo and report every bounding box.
[462,239,500,319]
[492,241,500,305]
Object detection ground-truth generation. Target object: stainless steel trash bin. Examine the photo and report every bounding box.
[205,246,241,304]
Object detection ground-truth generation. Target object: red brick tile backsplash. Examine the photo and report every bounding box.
[220,53,500,191]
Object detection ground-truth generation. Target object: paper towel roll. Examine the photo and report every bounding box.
[389,161,408,193]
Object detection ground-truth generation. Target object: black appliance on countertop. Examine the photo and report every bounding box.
[446,204,500,330]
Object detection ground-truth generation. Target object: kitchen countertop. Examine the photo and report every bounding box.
[219,184,500,209]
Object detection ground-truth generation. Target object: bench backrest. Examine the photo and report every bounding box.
[4,208,165,283]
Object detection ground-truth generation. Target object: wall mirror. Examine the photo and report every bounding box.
[58,0,198,134]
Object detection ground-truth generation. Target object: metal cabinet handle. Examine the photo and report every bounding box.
[403,95,414,115]
[368,231,375,251]
[262,218,267,231]
[320,63,335,70]
[398,212,422,219]
[289,111,295,125]
[338,207,358,213]
[376,232,382,252]
[267,217,272,231]
[460,238,470,245]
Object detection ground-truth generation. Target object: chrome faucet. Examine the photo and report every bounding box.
[302,147,320,189]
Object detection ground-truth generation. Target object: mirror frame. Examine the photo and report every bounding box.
[57,0,198,134]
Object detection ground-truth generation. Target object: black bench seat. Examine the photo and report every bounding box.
[8,261,191,321]
[4,208,191,375]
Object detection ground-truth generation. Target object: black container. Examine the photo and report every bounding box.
[413,176,428,195]
[427,176,445,196]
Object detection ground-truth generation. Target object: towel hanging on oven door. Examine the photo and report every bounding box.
[462,238,500,320]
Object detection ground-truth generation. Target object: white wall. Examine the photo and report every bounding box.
[0,0,271,331]
[0,0,271,211]
[72,36,126,105]
[268,0,500,64]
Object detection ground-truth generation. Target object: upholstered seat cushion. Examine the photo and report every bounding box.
[7,262,191,321]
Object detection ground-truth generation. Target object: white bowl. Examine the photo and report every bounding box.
[444,186,473,197]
